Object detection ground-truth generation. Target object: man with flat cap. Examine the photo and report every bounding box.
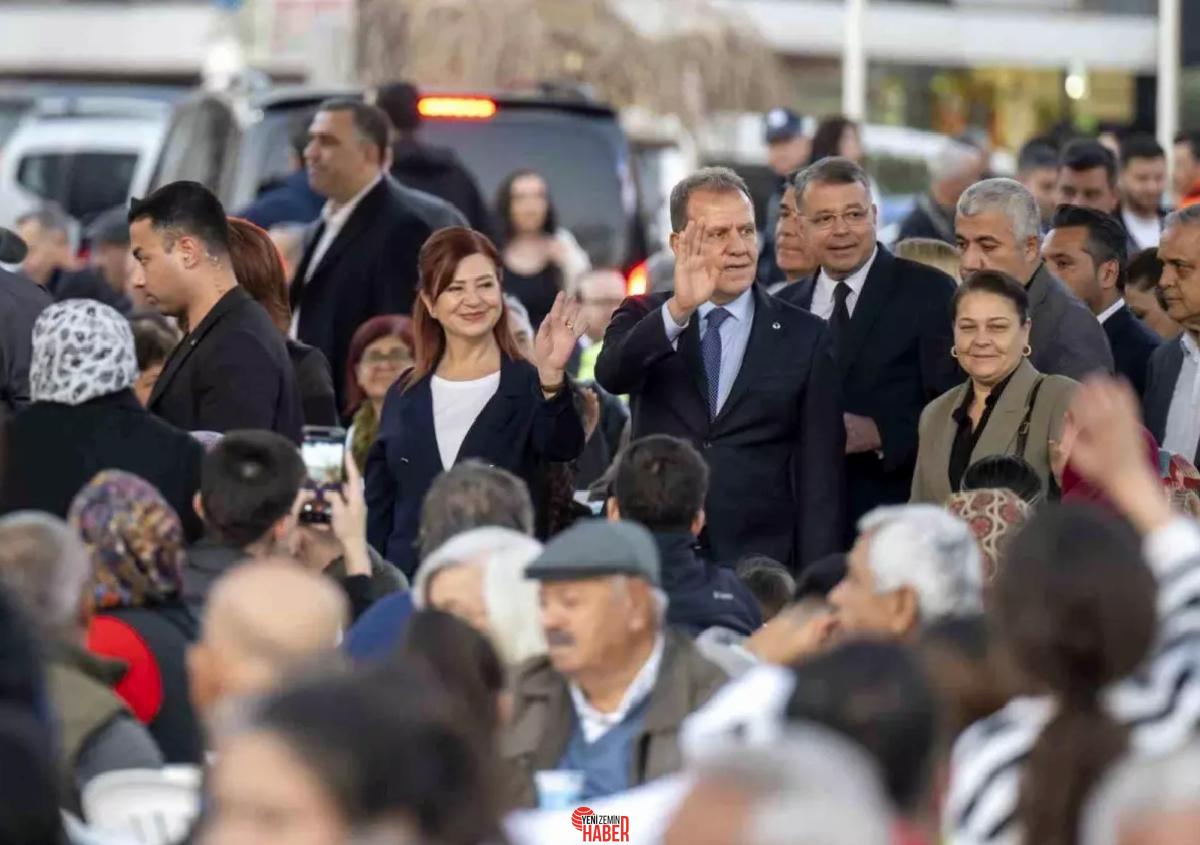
[500,520,728,808]
[0,226,51,411]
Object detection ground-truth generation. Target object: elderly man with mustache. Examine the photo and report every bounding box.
[499,520,728,809]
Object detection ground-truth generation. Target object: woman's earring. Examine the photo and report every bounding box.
[950,347,959,359]
[1023,344,1032,357]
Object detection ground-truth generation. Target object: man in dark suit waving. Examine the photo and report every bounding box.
[292,98,464,408]
[596,167,843,573]
[777,158,961,534]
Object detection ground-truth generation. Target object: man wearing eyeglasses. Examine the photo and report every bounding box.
[778,157,960,540]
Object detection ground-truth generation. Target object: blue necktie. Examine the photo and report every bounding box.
[701,307,732,417]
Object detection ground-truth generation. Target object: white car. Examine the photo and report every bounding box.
[0,97,169,232]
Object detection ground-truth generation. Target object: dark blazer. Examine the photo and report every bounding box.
[1103,304,1160,398]
[0,390,205,540]
[286,340,338,426]
[778,246,961,536]
[365,355,585,575]
[1025,264,1114,381]
[148,287,303,443]
[1144,336,1199,464]
[0,267,51,411]
[291,176,466,409]
[595,284,844,572]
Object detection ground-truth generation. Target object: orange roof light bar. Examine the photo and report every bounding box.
[417,96,498,120]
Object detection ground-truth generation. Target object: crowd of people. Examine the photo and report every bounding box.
[1,83,1200,845]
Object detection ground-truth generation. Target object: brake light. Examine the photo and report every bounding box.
[626,260,649,296]
[417,96,497,120]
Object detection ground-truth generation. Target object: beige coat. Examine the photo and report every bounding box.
[910,358,1077,505]
[499,628,727,809]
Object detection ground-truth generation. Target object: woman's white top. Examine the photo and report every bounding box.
[431,371,501,470]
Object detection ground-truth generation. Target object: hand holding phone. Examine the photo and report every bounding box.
[299,426,347,525]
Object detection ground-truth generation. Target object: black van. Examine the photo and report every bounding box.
[149,86,649,274]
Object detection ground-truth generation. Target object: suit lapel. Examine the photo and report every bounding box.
[714,285,774,425]
[297,179,389,304]
[148,288,246,409]
[926,383,969,488]
[289,219,326,310]
[971,359,1039,461]
[453,356,522,465]
[841,245,899,371]
[790,274,817,311]
[678,315,710,409]
[399,376,443,480]
[1147,339,1184,439]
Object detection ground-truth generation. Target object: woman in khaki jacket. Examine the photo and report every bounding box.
[911,270,1078,505]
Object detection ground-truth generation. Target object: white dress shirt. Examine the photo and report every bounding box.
[291,174,383,335]
[660,286,755,414]
[810,246,878,321]
[1097,297,1125,325]
[1164,333,1200,459]
[568,634,665,744]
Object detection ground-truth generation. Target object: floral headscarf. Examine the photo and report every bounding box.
[68,470,186,609]
[30,299,138,406]
[944,488,1031,582]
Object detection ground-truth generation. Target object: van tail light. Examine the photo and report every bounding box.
[626,260,649,296]
[417,96,497,120]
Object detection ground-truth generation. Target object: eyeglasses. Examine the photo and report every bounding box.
[362,350,411,366]
[806,209,871,230]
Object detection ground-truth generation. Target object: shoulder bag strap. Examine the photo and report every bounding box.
[1014,376,1047,459]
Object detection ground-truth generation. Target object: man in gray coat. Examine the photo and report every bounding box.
[0,227,51,412]
[955,178,1114,381]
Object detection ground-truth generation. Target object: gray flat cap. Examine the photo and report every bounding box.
[526,519,660,587]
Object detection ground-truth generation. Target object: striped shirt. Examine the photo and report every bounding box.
[945,517,1200,844]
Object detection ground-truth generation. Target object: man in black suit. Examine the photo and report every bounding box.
[777,157,961,536]
[596,167,843,573]
[1042,205,1160,397]
[1145,206,1200,464]
[956,177,1114,380]
[129,181,303,441]
[292,98,465,408]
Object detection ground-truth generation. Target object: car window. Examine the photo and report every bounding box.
[152,98,235,192]
[16,151,70,201]
[68,152,138,223]
[421,113,630,267]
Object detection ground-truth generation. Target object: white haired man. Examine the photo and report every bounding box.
[0,513,162,809]
[897,139,985,246]
[955,177,1114,381]
[829,504,983,639]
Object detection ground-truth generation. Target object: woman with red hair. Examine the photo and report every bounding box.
[365,227,585,574]
[344,315,414,472]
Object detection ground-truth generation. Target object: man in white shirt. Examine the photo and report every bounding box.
[290,98,464,407]
[500,520,727,808]
[1118,134,1168,252]
[1146,205,1200,464]
[1042,205,1159,396]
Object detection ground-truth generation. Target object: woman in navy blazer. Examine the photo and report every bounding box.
[366,227,586,574]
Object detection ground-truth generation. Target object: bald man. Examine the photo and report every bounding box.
[187,559,348,725]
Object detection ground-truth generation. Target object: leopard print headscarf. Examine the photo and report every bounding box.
[31,299,138,406]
